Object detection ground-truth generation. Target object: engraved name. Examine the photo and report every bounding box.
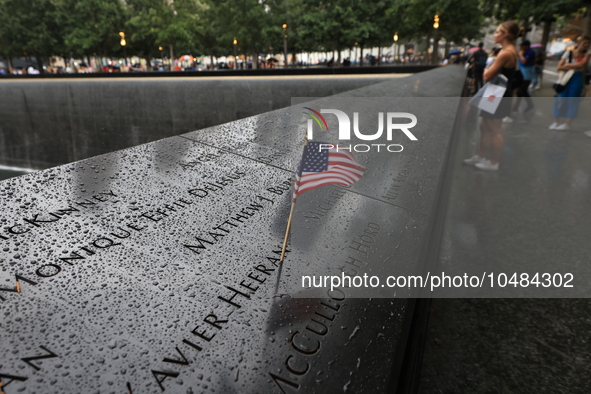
[183,196,274,255]
[382,166,409,201]
[0,190,119,242]
[0,170,249,304]
[151,248,289,391]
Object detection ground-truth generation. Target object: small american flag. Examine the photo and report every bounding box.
[292,141,365,202]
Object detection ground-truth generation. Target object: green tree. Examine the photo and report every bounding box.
[0,0,23,71]
[287,0,359,65]
[156,0,203,61]
[212,0,274,69]
[126,0,169,66]
[0,0,62,72]
[482,0,585,52]
[61,0,126,61]
[320,1,361,64]
[351,0,395,65]
[280,0,325,62]
[126,0,204,67]
[200,0,235,65]
[387,0,485,63]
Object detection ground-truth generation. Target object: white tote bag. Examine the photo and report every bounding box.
[470,74,508,114]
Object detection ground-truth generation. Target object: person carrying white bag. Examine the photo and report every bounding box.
[470,73,509,115]
[464,21,519,171]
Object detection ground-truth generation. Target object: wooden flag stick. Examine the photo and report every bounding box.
[279,201,296,262]
[279,127,310,263]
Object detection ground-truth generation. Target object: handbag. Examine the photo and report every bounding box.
[553,51,574,93]
[469,74,508,114]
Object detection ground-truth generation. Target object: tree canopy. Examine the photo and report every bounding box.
[1,0,589,72]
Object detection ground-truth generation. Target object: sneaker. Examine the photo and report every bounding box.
[502,117,513,123]
[475,160,499,171]
[556,123,570,130]
[549,122,559,130]
[463,155,486,165]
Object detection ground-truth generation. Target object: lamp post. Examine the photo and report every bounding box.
[119,32,127,70]
[393,33,398,63]
[157,46,163,70]
[282,23,288,67]
[432,14,440,65]
[233,38,238,69]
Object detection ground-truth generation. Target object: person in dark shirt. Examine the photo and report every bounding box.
[471,42,489,92]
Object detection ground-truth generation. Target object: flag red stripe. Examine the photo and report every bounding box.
[295,170,362,189]
[294,179,350,196]
[327,165,365,176]
[327,161,366,171]
[298,171,359,186]
[297,177,356,193]
[328,153,362,164]
[298,168,363,185]
[329,151,357,161]
[302,166,364,178]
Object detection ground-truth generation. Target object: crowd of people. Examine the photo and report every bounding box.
[462,21,591,172]
[0,48,457,76]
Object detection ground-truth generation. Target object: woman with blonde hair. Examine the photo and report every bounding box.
[464,21,520,171]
